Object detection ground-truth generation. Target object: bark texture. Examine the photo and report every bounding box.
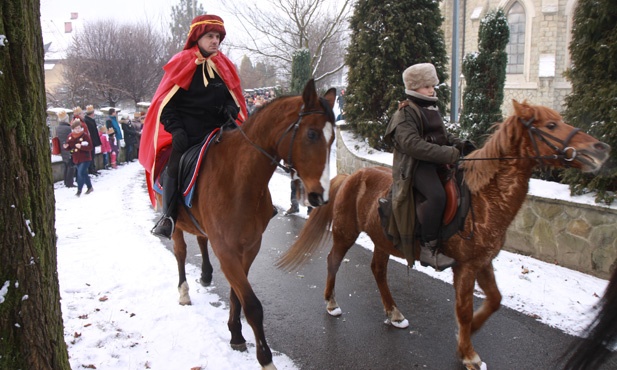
[0,1,71,369]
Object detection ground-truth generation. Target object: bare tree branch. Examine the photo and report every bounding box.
[222,0,352,87]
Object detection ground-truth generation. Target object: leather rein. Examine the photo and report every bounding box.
[225,98,333,178]
[459,117,581,167]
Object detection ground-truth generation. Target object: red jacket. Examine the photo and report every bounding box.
[65,132,93,164]
[99,132,112,153]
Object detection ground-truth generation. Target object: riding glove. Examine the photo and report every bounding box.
[172,130,189,152]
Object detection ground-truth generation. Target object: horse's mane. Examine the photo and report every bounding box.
[461,115,524,192]
[461,104,563,192]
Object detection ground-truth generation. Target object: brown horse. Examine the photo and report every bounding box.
[277,100,610,370]
[162,79,336,370]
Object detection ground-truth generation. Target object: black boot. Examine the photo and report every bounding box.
[151,175,178,239]
[419,239,456,271]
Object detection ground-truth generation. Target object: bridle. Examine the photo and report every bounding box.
[229,97,334,177]
[460,117,581,167]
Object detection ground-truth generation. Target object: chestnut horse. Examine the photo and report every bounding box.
[163,79,336,370]
[277,100,610,369]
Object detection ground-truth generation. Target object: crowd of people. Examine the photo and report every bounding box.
[53,106,144,197]
[243,90,276,116]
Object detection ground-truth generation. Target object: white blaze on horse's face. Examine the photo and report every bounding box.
[320,121,334,203]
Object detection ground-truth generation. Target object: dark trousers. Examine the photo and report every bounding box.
[125,143,135,162]
[413,161,446,242]
[63,159,75,187]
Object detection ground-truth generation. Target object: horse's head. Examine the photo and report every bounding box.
[513,100,610,173]
[280,79,337,207]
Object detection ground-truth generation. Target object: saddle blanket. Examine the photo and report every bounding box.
[153,128,220,207]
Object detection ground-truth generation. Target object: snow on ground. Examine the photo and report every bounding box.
[54,123,609,369]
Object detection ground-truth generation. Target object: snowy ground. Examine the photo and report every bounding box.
[52,129,610,369]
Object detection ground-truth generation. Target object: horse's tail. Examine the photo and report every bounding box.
[276,174,349,272]
[559,264,617,369]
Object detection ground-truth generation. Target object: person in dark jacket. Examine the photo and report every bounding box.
[383,63,464,271]
[149,14,247,239]
[64,118,94,196]
[56,110,75,188]
[84,105,102,175]
[120,114,138,162]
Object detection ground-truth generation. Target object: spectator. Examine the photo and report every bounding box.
[106,108,123,167]
[120,114,138,162]
[56,110,75,188]
[338,89,345,112]
[133,112,143,158]
[64,118,94,196]
[141,14,248,239]
[285,179,313,216]
[84,105,102,175]
[98,125,112,169]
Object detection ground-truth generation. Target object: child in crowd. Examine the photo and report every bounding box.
[98,125,112,169]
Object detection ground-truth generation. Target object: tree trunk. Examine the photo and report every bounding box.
[0,1,71,369]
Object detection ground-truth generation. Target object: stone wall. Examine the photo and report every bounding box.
[336,126,616,279]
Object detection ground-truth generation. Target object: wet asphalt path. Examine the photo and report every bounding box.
[161,214,617,370]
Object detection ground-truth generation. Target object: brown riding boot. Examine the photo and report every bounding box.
[419,239,456,271]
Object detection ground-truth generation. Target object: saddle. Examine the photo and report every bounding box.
[378,165,471,245]
[154,128,221,207]
[436,165,471,241]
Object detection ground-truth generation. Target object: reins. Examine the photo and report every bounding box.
[458,117,580,166]
[227,99,332,176]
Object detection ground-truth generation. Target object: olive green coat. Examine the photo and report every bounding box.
[383,101,460,265]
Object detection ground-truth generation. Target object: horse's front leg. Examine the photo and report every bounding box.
[324,236,355,317]
[371,248,408,328]
[472,262,502,333]
[171,229,191,305]
[452,263,483,370]
[196,236,213,286]
[218,242,275,369]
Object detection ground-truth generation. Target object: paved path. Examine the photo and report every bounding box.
[162,214,617,369]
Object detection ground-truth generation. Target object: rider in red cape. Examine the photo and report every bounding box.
[139,14,248,238]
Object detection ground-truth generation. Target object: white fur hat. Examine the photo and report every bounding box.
[402,63,439,94]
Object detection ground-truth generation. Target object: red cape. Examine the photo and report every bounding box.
[139,47,248,206]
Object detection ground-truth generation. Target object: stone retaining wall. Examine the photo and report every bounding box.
[336,126,617,279]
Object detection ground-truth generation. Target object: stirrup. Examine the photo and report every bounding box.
[151,216,175,239]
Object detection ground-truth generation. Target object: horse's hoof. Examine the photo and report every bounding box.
[230,342,247,352]
[386,318,409,329]
[262,363,277,370]
[198,277,212,287]
[178,281,191,305]
[463,354,484,370]
[327,306,342,316]
[464,362,487,370]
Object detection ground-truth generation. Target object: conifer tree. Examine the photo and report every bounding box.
[561,0,617,204]
[345,0,450,149]
[290,48,311,94]
[460,9,508,146]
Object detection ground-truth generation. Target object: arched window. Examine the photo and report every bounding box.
[506,2,526,74]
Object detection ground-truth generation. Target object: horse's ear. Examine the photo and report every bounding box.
[512,99,534,120]
[323,87,337,108]
[302,79,318,107]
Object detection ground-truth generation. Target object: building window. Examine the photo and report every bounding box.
[506,2,525,74]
